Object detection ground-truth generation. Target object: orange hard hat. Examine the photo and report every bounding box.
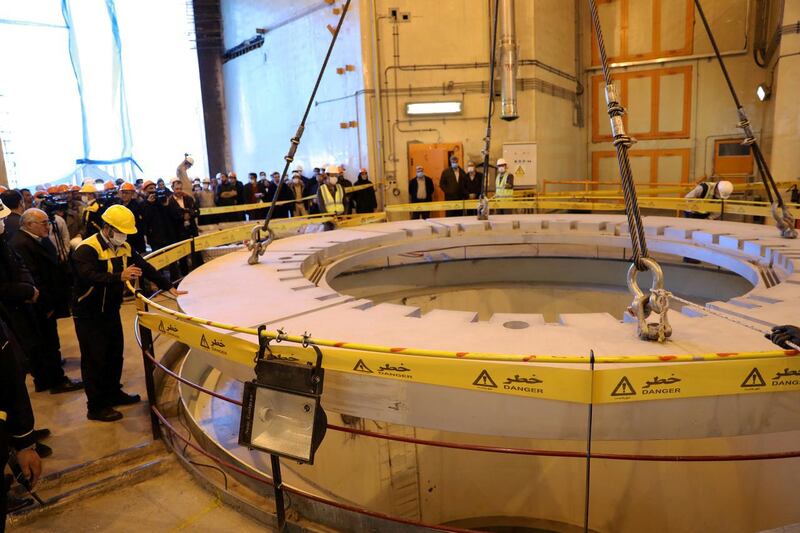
[70,185,81,192]
[104,180,116,191]
[57,184,69,193]
[0,186,7,193]
[33,191,46,199]
[120,182,136,192]
[142,180,156,190]
[47,186,59,194]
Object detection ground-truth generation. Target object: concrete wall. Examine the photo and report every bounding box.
[769,0,800,182]
[586,0,774,186]
[220,0,368,179]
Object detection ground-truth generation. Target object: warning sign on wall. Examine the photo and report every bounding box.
[502,142,537,188]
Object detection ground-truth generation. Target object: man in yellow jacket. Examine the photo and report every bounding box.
[72,205,187,422]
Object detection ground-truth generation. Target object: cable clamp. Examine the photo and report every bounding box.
[246,226,275,265]
[627,257,673,342]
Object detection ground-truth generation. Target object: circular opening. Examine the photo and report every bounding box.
[331,257,752,321]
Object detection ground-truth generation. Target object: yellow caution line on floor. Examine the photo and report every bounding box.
[138,313,800,404]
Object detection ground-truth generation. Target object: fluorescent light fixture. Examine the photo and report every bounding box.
[756,84,771,102]
[406,101,462,116]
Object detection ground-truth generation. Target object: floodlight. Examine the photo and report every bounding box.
[405,101,463,116]
[239,347,326,464]
[756,84,771,102]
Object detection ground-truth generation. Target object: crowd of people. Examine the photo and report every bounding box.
[193,164,378,223]
[408,156,513,219]
[0,161,379,526]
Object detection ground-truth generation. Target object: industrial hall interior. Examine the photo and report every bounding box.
[2,0,800,532]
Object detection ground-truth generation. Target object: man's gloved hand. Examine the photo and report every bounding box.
[765,325,800,349]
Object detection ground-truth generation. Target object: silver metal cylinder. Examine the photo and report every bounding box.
[499,0,518,121]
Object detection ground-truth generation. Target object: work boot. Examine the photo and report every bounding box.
[110,391,141,406]
[87,407,123,422]
[50,377,84,394]
[7,494,34,513]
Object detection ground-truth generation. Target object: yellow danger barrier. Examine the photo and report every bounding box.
[138,313,800,404]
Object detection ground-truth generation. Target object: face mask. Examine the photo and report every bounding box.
[467,166,475,173]
[108,229,127,247]
[498,166,506,173]
[81,195,89,203]
[292,178,302,185]
[0,219,5,235]
[329,177,338,185]
[451,162,458,168]
[416,172,424,178]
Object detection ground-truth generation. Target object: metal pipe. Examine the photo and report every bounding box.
[368,0,386,209]
[499,0,518,121]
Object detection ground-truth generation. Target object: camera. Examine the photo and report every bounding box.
[40,194,68,218]
[155,189,170,202]
[96,191,120,208]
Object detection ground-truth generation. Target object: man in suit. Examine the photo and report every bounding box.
[265,172,292,218]
[0,190,24,241]
[10,209,82,395]
[168,180,203,274]
[439,155,465,217]
[460,160,484,216]
[409,165,434,220]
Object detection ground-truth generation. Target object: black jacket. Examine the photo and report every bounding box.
[409,176,434,203]
[439,167,465,200]
[167,194,199,239]
[0,315,36,451]
[71,234,172,316]
[143,198,176,249]
[0,238,43,366]
[461,171,484,199]
[352,177,378,213]
[10,230,71,318]
[4,212,21,241]
[121,198,147,253]
[265,181,292,218]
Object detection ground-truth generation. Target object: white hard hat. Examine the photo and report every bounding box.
[294,164,304,172]
[185,156,194,165]
[496,158,508,167]
[716,180,734,199]
[326,164,340,175]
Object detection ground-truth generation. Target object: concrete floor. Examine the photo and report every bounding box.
[10,297,266,531]
[11,461,264,532]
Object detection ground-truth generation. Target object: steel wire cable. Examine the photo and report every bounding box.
[694,0,791,222]
[586,0,649,269]
[254,0,352,241]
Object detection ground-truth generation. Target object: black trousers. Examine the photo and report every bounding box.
[74,312,124,412]
[33,314,66,391]
[1,432,7,533]
[411,211,429,220]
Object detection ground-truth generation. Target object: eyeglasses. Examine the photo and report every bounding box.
[33,220,51,226]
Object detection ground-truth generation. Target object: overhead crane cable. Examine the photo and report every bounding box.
[247,0,353,265]
[587,0,672,342]
[477,0,502,220]
[586,0,648,269]
[693,0,797,239]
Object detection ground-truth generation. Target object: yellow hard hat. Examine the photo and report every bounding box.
[80,183,97,193]
[101,204,137,234]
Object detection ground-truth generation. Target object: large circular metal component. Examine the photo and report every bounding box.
[176,214,800,441]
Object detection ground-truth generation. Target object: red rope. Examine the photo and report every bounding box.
[152,406,475,533]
